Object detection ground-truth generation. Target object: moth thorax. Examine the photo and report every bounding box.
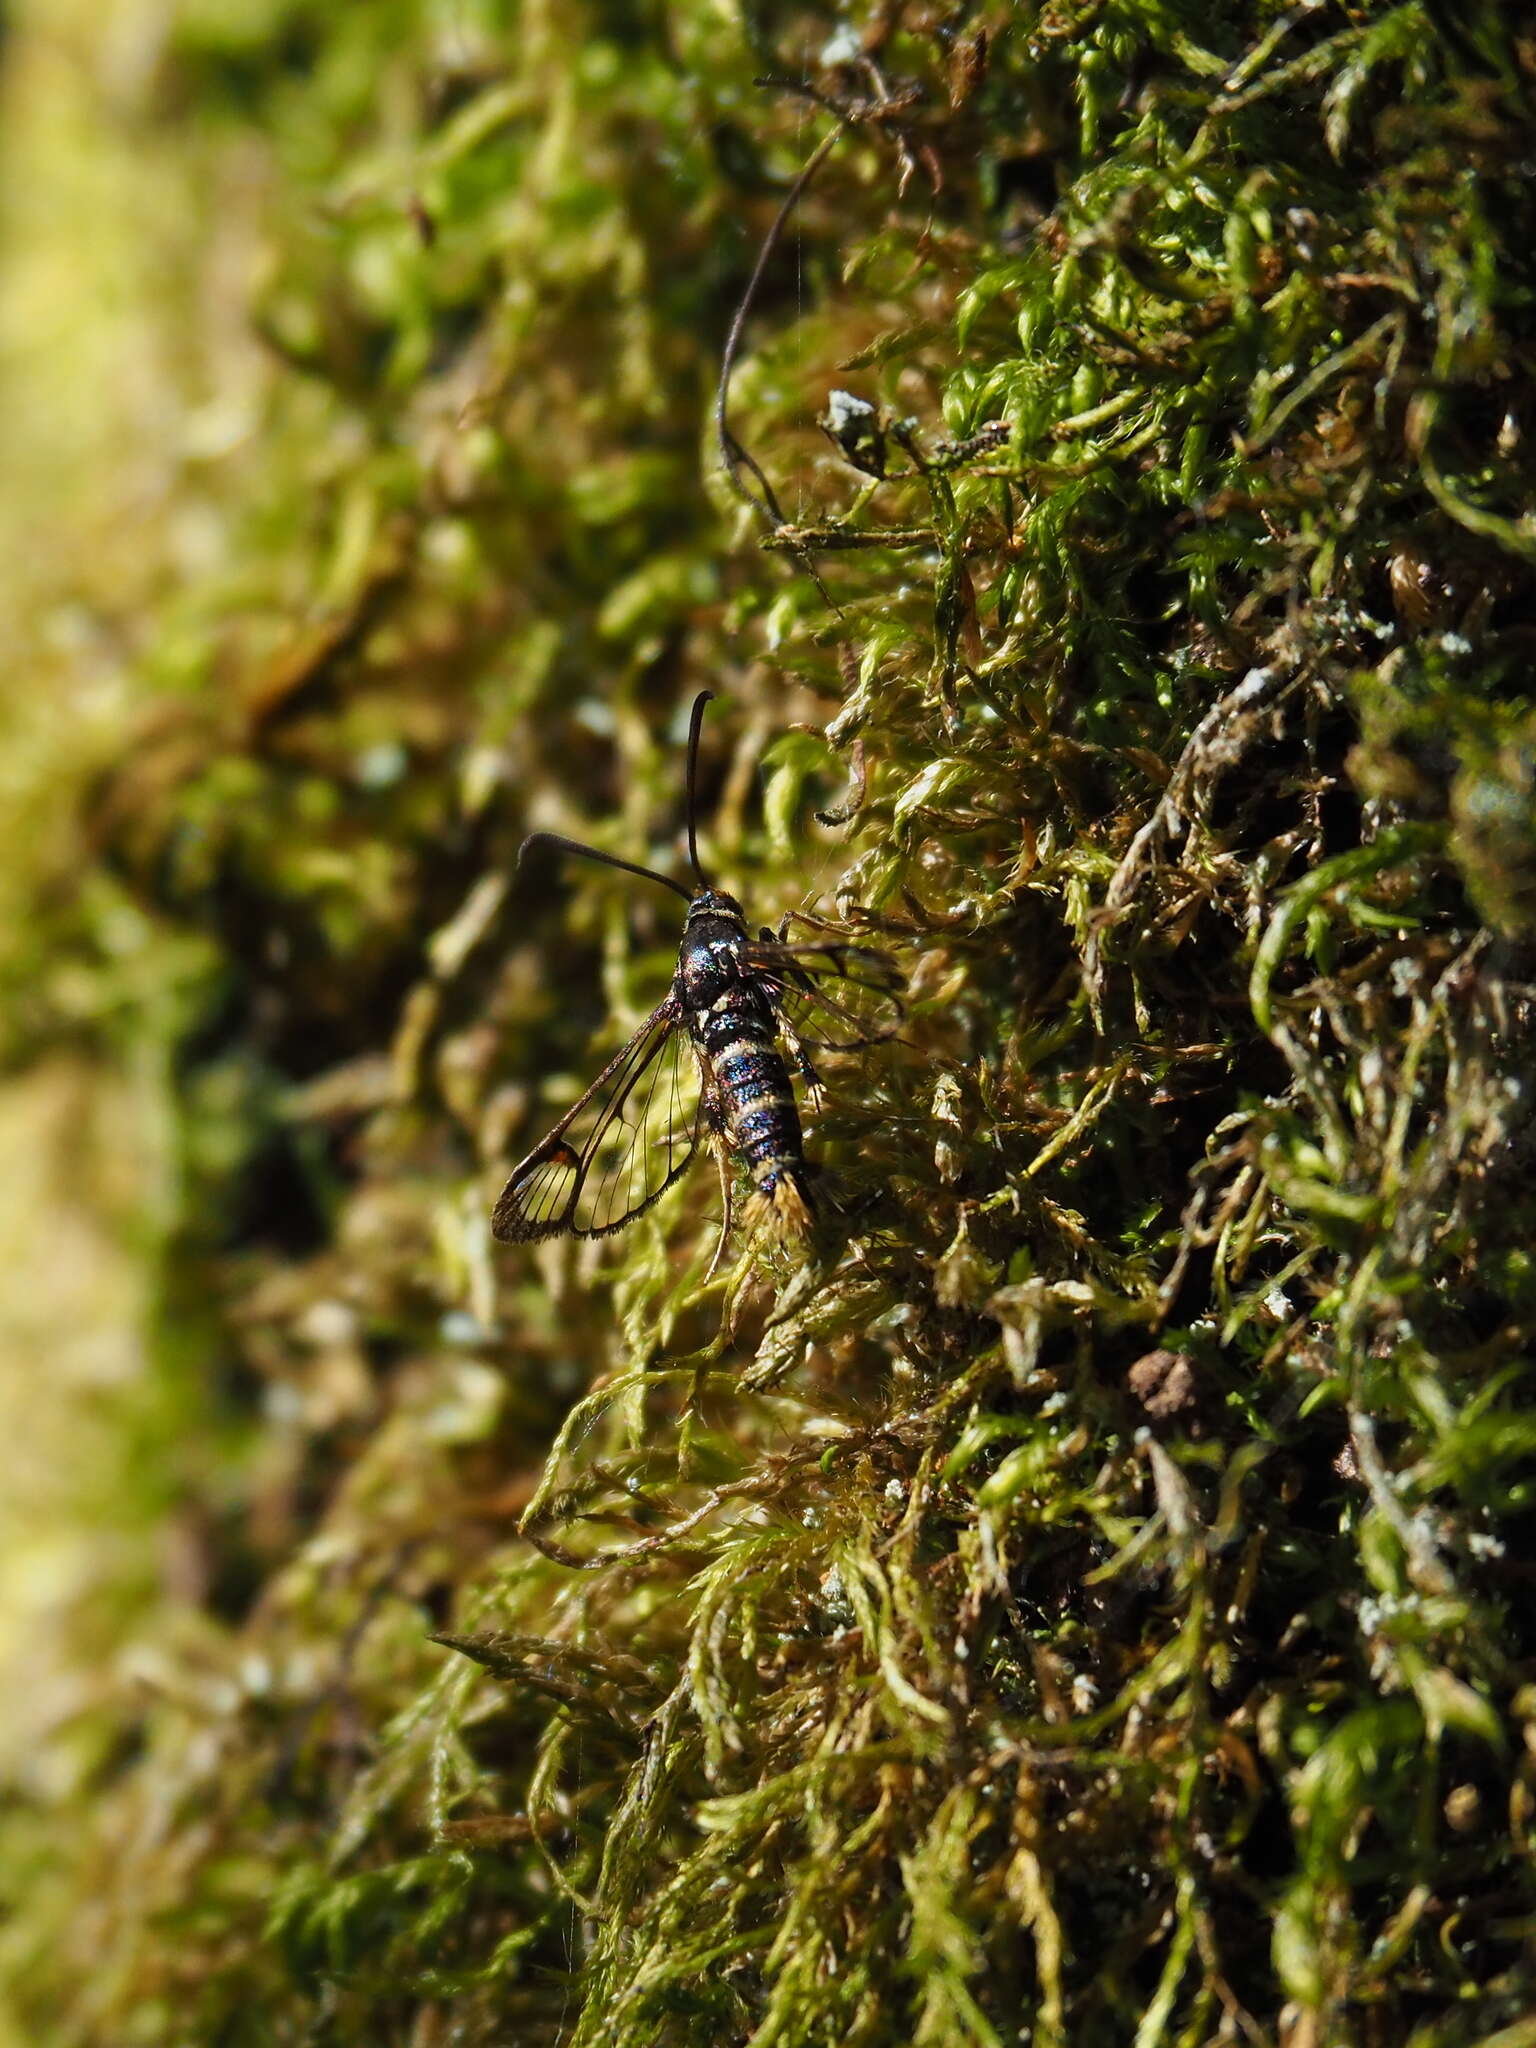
[685,887,746,928]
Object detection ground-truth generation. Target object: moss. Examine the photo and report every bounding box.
[4,1,1536,2043]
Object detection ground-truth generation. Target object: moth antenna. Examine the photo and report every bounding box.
[685,690,715,890]
[518,831,692,903]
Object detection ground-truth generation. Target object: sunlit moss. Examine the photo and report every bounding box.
[3,2,1536,2044]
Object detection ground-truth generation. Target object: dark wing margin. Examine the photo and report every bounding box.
[492,998,702,1242]
[743,939,904,1051]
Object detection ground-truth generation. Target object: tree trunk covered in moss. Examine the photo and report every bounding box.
[4,2,1536,2044]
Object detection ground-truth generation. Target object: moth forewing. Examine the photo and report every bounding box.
[493,1134,583,1242]
[579,1013,702,1234]
[491,999,702,1242]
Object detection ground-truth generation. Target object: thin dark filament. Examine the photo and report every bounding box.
[518,831,691,902]
[715,120,844,528]
[685,690,715,888]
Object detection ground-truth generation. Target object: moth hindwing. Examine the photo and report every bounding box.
[492,998,701,1241]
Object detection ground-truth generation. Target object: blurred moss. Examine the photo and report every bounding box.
[3,1,1536,2045]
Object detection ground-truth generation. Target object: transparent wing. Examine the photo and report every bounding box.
[743,939,904,1051]
[492,999,703,1242]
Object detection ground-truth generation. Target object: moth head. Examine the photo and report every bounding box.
[686,887,745,925]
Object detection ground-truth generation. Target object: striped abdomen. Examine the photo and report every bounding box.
[695,985,813,1228]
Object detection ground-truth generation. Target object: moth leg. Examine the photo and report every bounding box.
[777,906,853,973]
[778,1012,826,1115]
[773,911,830,948]
[702,1083,735,1282]
[779,905,843,940]
[704,1147,735,1282]
[763,944,828,1109]
[763,917,826,1014]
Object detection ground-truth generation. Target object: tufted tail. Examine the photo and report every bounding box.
[744,1168,815,1241]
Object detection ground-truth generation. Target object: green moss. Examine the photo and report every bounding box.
[4,1,1536,2043]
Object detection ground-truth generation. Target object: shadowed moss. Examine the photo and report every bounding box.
[3,3,1536,2045]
